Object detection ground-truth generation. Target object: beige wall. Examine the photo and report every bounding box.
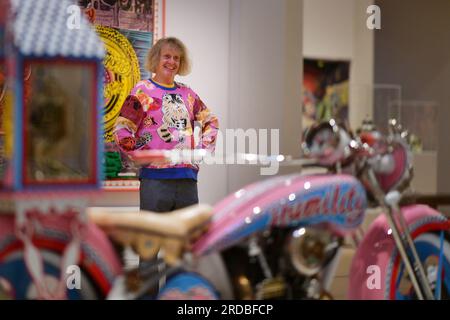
[350,0,375,129]
[303,0,355,60]
[226,0,303,192]
[303,0,375,130]
[167,0,304,199]
[166,0,230,204]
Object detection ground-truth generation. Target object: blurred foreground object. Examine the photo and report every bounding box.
[0,0,122,300]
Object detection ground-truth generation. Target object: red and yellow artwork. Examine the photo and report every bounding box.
[0,64,5,182]
[96,25,141,142]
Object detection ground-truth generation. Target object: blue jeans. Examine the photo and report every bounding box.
[139,178,199,212]
[137,178,199,291]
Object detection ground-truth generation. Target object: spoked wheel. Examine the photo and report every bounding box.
[389,232,450,300]
[0,216,122,300]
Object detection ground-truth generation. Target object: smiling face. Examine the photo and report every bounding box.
[153,44,181,85]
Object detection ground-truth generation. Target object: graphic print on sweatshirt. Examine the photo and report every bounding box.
[157,93,191,147]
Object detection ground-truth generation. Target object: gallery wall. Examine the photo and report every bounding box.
[303,0,355,60]
[165,0,230,204]
[225,0,303,195]
[303,0,375,130]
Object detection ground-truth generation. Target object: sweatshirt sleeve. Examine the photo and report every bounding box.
[113,89,145,153]
[193,94,219,153]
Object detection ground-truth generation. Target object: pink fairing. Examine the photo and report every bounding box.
[348,204,450,299]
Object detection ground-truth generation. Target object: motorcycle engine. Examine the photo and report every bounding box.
[285,227,341,277]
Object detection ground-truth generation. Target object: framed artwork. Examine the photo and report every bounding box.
[302,59,350,132]
[78,0,155,32]
[95,25,144,142]
[77,0,166,181]
[78,0,165,42]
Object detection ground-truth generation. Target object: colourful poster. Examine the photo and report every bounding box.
[302,59,350,132]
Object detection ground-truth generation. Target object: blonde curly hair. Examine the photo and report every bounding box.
[146,37,191,76]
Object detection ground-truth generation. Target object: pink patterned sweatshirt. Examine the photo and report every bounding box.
[113,79,219,180]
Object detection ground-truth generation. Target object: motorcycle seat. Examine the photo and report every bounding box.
[87,204,213,264]
[87,204,213,238]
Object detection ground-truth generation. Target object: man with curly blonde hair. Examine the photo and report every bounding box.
[114,37,219,212]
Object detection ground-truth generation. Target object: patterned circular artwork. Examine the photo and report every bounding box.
[96,25,141,142]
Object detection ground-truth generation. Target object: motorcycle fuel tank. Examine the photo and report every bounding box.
[193,173,368,255]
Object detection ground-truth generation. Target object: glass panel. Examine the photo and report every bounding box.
[400,101,439,152]
[372,84,438,152]
[373,84,402,134]
[24,62,96,185]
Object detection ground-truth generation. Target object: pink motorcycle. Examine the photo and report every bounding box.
[92,118,449,300]
[0,119,449,300]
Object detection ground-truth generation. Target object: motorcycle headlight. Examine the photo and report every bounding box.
[302,119,353,166]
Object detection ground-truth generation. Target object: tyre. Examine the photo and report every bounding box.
[348,205,450,300]
[0,216,122,299]
[157,272,219,300]
[0,249,99,299]
[387,232,450,300]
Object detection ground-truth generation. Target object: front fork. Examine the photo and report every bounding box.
[367,170,435,300]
